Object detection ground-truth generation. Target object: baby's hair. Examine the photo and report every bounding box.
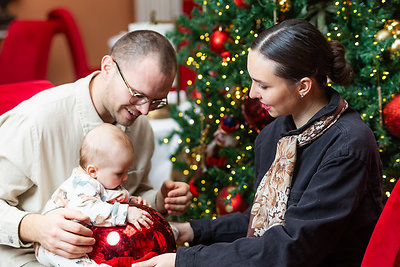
[251,19,352,86]
[79,123,134,170]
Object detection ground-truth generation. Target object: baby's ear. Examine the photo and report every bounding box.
[86,164,98,179]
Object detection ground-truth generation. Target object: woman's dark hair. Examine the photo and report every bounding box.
[251,19,352,86]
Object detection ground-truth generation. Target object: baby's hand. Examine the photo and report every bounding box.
[130,196,151,207]
[127,206,153,231]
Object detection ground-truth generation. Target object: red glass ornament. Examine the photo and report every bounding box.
[216,186,249,216]
[88,203,176,267]
[209,30,230,54]
[221,51,231,62]
[242,97,274,132]
[189,177,200,197]
[384,94,400,138]
[234,0,250,8]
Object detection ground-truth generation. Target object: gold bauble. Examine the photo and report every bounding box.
[391,39,400,51]
[386,20,400,36]
[376,29,392,41]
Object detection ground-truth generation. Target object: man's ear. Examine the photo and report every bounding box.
[86,164,98,179]
[298,77,313,98]
[101,55,114,73]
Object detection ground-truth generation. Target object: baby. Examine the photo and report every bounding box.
[36,123,153,266]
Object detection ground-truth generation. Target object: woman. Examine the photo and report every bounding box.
[135,19,382,267]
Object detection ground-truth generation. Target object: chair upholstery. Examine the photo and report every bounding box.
[48,8,96,79]
[0,80,54,115]
[361,181,400,267]
[0,8,96,84]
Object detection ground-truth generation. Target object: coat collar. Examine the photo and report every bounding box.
[282,87,342,137]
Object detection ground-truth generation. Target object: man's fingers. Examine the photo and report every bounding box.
[61,208,90,222]
[61,218,93,239]
[161,180,176,196]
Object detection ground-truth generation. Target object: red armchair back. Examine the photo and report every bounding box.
[0,80,54,115]
[361,181,400,267]
[0,8,96,85]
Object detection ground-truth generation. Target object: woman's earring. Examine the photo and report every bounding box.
[299,93,304,98]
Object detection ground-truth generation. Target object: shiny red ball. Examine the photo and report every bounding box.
[88,203,176,267]
[384,94,400,138]
[209,30,230,54]
[234,0,250,8]
[242,97,274,132]
[216,186,249,216]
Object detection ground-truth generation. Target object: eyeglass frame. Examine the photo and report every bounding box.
[113,59,168,110]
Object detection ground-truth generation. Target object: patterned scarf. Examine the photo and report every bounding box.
[247,97,348,237]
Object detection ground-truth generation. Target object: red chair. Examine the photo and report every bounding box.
[361,181,400,267]
[0,80,54,115]
[0,8,96,84]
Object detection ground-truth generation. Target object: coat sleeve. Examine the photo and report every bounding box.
[176,155,375,266]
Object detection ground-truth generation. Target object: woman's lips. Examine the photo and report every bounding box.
[260,102,271,111]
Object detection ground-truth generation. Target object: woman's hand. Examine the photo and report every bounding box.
[170,222,194,245]
[132,253,176,267]
[19,208,95,259]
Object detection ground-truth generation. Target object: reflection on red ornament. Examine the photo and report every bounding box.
[384,94,400,138]
[216,185,249,216]
[88,203,176,267]
[242,97,274,132]
[210,30,230,54]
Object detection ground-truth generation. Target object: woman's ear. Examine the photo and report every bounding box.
[298,77,313,98]
[86,164,98,179]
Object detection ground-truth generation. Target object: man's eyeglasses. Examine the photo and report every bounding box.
[113,59,168,110]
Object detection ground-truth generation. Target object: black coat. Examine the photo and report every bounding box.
[176,89,382,267]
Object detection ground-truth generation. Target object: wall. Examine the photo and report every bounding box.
[7,0,134,85]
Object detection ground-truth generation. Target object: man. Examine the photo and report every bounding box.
[0,30,192,267]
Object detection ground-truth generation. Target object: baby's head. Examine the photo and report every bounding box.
[79,123,134,189]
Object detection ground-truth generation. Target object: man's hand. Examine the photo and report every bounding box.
[19,208,95,259]
[132,253,176,267]
[169,222,194,245]
[157,180,192,216]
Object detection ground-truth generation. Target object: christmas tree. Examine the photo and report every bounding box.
[166,0,400,221]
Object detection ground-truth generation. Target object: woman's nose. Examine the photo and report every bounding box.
[249,84,258,99]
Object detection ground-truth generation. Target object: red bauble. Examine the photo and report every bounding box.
[234,0,250,8]
[384,94,400,138]
[242,97,274,132]
[88,203,176,267]
[216,186,249,216]
[209,30,230,54]
[189,177,200,197]
[221,51,231,62]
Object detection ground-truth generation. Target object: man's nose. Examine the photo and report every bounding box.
[134,102,151,115]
